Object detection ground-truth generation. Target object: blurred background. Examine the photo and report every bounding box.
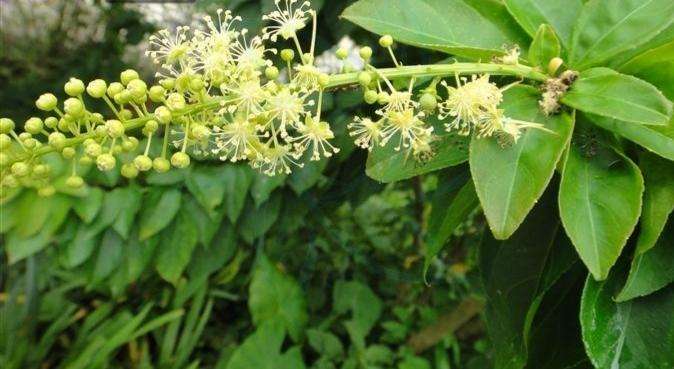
[0,1,490,368]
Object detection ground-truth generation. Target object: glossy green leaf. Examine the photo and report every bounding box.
[155,211,199,285]
[587,113,674,161]
[111,187,142,240]
[342,0,530,60]
[470,86,574,239]
[635,153,674,254]
[251,172,286,206]
[90,229,123,286]
[138,188,182,241]
[222,165,253,223]
[239,193,281,243]
[481,188,578,369]
[108,233,158,297]
[559,126,644,280]
[333,280,382,348]
[561,68,672,126]
[306,329,344,360]
[288,159,327,195]
[504,0,581,47]
[366,117,469,183]
[581,269,674,368]
[73,188,103,224]
[610,24,674,71]
[528,24,561,67]
[424,171,478,274]
[13,191,53,238]
[249,253,308,342]
[617,219,674,301]
[226,321,306,369]
[568,0,674,69]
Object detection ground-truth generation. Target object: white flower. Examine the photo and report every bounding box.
[381,109,434,152]
[439,74,503,136]
[147,26,192,66]
[261,0,312,42]
[220,77,268,114]
[231,31,273,75]
[199,9,241,52]
[292,115,339,160]
[253,144,304,175]
[264,87,312,134]
[213,113,261,162]
[348,116,382,150]
[292,63,321,91]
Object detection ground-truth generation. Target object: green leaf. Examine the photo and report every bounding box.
[288,159,327,195]
[568,0,674,69]
[73,188,103,223]
[528,24,561,68]
[111,187,142,240]
[366,117,468,183]
[108,233,158,297]
[249,254,307,342]
[635,153,674,255]
[504,0,582,47]
[90,229,123,286]
[226,321,306,369]
[619,40,674,98]
[251,172,286,207]
[561,68,672,126]
[559,124,644,280]
[138,188,182,241]
[342,0,530,60]
[424,170,478,274]
[587,113,674,161]
[333,280,382,348]
[186,166,227,216]
[155,211,199,285]
[13,191,53,238]
[610,24,674,71]
[222,165,253,223]
[617,219,674,301]
[306,329,344,359]
[581,269,674,368]
[470,86,574,239]
[480,188,578,369]
[239,193,281,243]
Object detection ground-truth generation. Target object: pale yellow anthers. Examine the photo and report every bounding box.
[213,113,261,162]
[439,74,503,136]
[292,115,340,160]
[348,116,383,151]
[262,0,312,42]
[381,109,434,152]
[147,26,192,66]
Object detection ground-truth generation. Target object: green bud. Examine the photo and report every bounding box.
[176,74,192,92]
[38,185,56,197]
[119,109,133,120]
[191,124,210,140]
[280,48,295,62]
[87,79,108,98]
[80,156,93,165]
[149,85,166,102]
[153,157,171,173]
[364,90,379,104]
[419,93,437,113]
[359,46,373,60]
[19,132,31,141]
[127,79,148,100]
[62,147,76,159]
[336,47,349,60]
[0,134,11,149]
[48,132,67,150]
[32,164,49,177]
[0,153,8,167]
[265,66,280,80]
[107,82,124,98]
[91,113,104,123]
[171,152,191,168]
[154,106,172,124]
[23,138,37,149]
[64,77,85,96]
[120,69,140,86]
[190,76,205,91]
[105,119,125,138]
[114,90,132,105]
[122,137,139,151]
[65,175,84,188]
[36,93,58,111]
[145,119,159,133]
[159,78,175,90]
[2,174,19,188]
[358,72,372,86]
[378,91,390,104]
[134,155,153,171]
[96,153,116,171]
[121,163,139,178]
[45,116,58,129]
[63,98,85,117]
[11,162,30,177]
[0,118,15,133]
[94,125,107,138]
[57,118,70,132]
[318,73,330,88]
[85,142,102,157]
[166,93,186,110]
[379,35,394,48]
[25,117,44,134]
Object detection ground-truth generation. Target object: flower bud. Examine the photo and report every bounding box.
[134,155,153,171]
[85,142,102,157]
[2,174,18,188]
[107,82,125,98]
[122,137,139,151]
[105,119,125,138]
[176,74,192,92]
[23,138,37,149]
[379,35,394,48]
[119,109,133,120]
[265,66,280,80]
[120,69,140,86]
[280,48,295,62]
[159,78,175,90]
[318,73,330,88]
[149,85,166,102]
[190,76,204,91]
[19,132,31,141]
[364,90,378,104]
[0,134,11,149]
[114,90,132,105]
[25,117,44,134]
[87,79,108,98]
[65,175,84,188]
[121,163,139,178]
[38,185,56,197]
[378,91,390,104]
[166,93,186,110]
[191,124,210,140]
[32,164,49,177]
[64,77,85,96]
[127,79,147,100]
[171,152,190,168]
[80,156,93,165]
[359,46,373,60]
[145,119,159,133]
[0,118,15,133]
[62,147,76,159]
[419,93,437,113]
[36,93,58,111]
[11,162,30,177]
[336,47,349,60]
[63,98,85,117]
[48,132,67,150]
[57,118,70,132]
[45,116,58,129]
[0,153,8,167]
[548,57,564,75]
[154,106,172,124]
[358,72,372,86]
[96,153,116,171]
[153,157,171,173]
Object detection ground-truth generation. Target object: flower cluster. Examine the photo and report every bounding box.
[0,0,555,194]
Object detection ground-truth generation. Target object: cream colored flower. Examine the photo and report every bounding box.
[348,116,382,150]
[261,0,312,42]
[292,115,339,160]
